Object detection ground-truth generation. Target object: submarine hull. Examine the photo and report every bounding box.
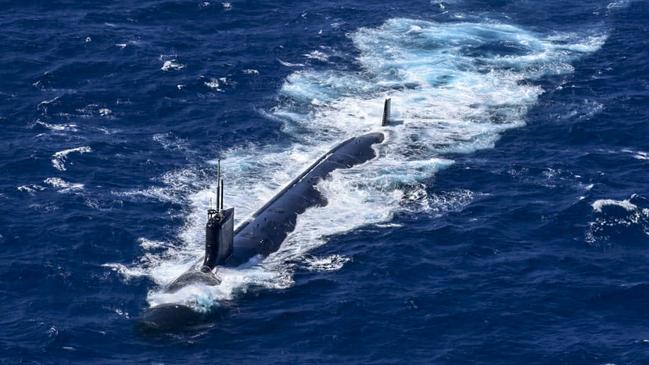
[226,132,385,266]
[140,132,385,329]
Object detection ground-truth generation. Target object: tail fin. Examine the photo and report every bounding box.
[381,98,391,126]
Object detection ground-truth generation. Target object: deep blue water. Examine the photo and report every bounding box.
[2,0,649,364]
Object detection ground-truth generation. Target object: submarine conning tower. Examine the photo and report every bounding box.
[202,160,234,272]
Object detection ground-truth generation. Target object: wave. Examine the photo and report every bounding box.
[277,59,306,67]
[592,198,637,213]
[17,184,46,193]
[621,149,649,161]
[587,195,649,245]
[303,50,330,62]
[44,177,84,192]
[302,254,350,272]
[606,0,632,10]
[109,18,605,311]
[35,120,79,133]
[51,146,92,171]
[161,60,185,71]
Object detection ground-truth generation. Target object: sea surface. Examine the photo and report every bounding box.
[1,0,649,364]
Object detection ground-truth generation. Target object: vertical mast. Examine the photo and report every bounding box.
[215,160,221,212]
[220,177,224,211]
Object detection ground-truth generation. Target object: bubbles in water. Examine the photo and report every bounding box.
[110,18,605,311]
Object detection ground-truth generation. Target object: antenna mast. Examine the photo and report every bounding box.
[220,177,224,211]
[215,160,221,213]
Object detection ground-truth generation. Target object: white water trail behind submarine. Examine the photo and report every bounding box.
[106,18,606,311]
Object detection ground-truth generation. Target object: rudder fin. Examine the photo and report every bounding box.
[381,98,391,126]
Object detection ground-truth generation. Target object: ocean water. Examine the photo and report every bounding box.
[1,0,648,363]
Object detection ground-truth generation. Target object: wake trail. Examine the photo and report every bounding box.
[106,18,606,311]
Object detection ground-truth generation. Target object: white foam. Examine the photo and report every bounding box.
[103,263,148,281]
[633,152,649,160]
[17,184,46,193]
[586,195,649,245]
[113,168,200,203]
[406,25,423,34]
[204,78,221,90]
[114,308,130,319]
[152,133,192,153]
[36,121,79,133]
[302,255,351,272]
[621,149,649,160]
[592,199,638,213]
[427,189,482,215]
[17,185,36,193]
[304,50,329,62]
[111,18,605,311]
[161,60,185,71]
[44,177,84,192]
[51,146,92,171]
[138,238,169,250]
[278,59,305,67]
[37,96,59,110]
[607,0,631,9]
[74,104,113,119]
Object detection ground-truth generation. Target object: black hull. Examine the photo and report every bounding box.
[227,132,384,266]
[140,132,385,329]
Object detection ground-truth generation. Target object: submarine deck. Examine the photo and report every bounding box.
[225,131,385,266]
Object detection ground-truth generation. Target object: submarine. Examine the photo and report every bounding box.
[139,99,394,330]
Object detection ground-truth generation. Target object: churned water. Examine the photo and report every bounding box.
[1,0,648,364]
